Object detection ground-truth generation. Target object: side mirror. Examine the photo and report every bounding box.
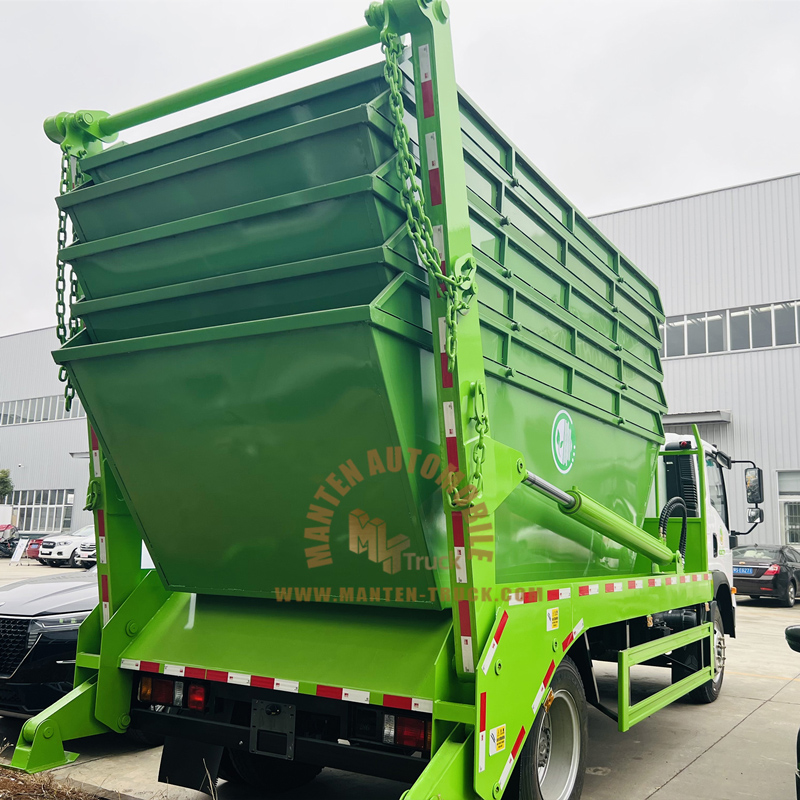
[747,507,764,524]
[745,467,764,504]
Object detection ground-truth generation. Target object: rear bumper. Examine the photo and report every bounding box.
[733,574,787,596]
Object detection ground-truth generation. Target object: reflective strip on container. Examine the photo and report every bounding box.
[578,584,599,596]
[479,691,486,773]
[120,659,141,671]
[628,579,644,590]
[562,618,584,652]
[443,401,459,470]
[274,679,299,693]
[164,664,185,677]
[499,725,526,789]
[546,588,571,601]
[342,689,370,704]
[605,582,624,593]
[100,574,110,625]
[227,672,251,686]
[437,316,453,388]
[96,509,108,564]
[648,577,662,587]
[509,590,538,606]
[459,599,474,673]
[481,610,509,675]
[667,576,678,585]
[418,45,435,118]
[90,429,101,477]
[425,132,442,205]
[452,513,467,583]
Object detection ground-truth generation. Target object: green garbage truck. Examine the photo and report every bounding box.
[15,1,766,798]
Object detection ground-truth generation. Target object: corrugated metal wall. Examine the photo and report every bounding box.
[592,174,800,545]
[0,328,92,531]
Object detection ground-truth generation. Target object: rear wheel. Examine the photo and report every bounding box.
[519,657,586,800]
[221,750,320,794]
[781,582,796,608]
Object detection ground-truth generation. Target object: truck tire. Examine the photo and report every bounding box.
[672,604,725,704]
[519,657,587,800]
[222,749,320,794]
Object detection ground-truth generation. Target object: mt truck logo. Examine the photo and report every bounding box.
[349,509,410,575]
[551,409,576,474]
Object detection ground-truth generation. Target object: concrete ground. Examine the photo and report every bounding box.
[0,558,797,800]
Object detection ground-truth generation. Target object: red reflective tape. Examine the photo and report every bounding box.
[185,667,206,680]
[523,590,538,604]
[316,685,343,700]
[562,632,574,652]
[543,660,556,687]
[429,167,442,205]
[546,589,559,601]
[141,661,160,674]
[628,580,637,590]
[384,694,413,711]
[494,610,509,644]
[452,512,465,548]
[511,725,526,759]
[445,437,459,470]
[206,670,228,683]
[605,583,616,593]
[480,691,486,732]
[692,574,699,582]
[579,585,590,596]
[681,576,688,584]
[251,675,274,689]
[100,573,109,602]
[648,578,656,587]
[440,353,453,388]
[422,81,435,118]
[97,509,106,538]
[91,429,98,450]
[458,600,472,636]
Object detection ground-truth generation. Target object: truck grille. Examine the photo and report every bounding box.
[0,617,31,677]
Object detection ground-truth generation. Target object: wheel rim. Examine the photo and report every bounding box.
[536,689,581,800]
[790,585,796,604]
[712,618,726,685]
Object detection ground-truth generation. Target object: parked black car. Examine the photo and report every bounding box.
[0,568,96,716]
[732,545,800,607]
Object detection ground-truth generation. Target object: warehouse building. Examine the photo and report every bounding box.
[592,172,800,546]
[0,327,92,535]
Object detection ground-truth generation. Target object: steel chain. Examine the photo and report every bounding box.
[379,18,486,496]
[55,153,78,410]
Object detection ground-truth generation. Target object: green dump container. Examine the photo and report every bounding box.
[54,60,667,607]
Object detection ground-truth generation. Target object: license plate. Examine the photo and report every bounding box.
[733,567,754,575]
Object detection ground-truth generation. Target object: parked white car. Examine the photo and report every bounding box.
[39,525,95,568]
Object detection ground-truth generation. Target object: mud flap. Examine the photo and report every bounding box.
[159,736,223,794]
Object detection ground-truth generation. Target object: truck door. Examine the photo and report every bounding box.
[705,456,732,582]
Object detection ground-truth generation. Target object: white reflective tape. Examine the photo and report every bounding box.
[425,131,439,170]
[227,672,251,686]
[443,401,456,438]
[342,689,370,704]
[509,592,524,606]
[461,636,474,673]
[164,664,185,677]
[532,683,546,714]
[98,536,107,565]
[412,698,433,714]
[613,582,623,592]
[418,44,432,82]
[634,579,643,589]
[102,601,110,625]
[653,577,662,587]
[92,450,101,477]
[559,588,571,599]
[667,576,678,585]
[454,546,467,583]
[499,752,515,789]
[274,679,299,694]
[481,639,499,675]
[432,224,445,264]
[438,317,447,353]
[120,659,141,671]
[588,584,599,595]
[573,618,584,638]
[479,730,486,772]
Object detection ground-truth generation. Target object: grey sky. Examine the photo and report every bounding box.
[1,0,798,337]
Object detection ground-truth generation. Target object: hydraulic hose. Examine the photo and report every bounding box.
[659,497,688,561]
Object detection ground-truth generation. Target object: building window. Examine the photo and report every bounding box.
[660,299,799,359]
[779,471,800,545]
[0,395,84,426]
[1,489,75,533]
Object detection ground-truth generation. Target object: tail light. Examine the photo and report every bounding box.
[138,676,186,707]
[382,713,395,744]
[764,564,781,575]
[187,683,207,711]
[396,716,426,749]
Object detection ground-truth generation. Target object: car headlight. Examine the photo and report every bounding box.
[28,612,90,648]
[54,540,72,546]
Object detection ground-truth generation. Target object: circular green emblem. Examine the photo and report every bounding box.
[551,410,576,474]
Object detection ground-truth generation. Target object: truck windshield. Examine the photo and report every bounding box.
[705,458,729,529]
[733,547,782,560]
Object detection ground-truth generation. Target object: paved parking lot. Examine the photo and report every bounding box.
[0,558,797,800]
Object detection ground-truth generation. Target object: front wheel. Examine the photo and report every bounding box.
[518,657,587,800]
[672,603,725,704]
